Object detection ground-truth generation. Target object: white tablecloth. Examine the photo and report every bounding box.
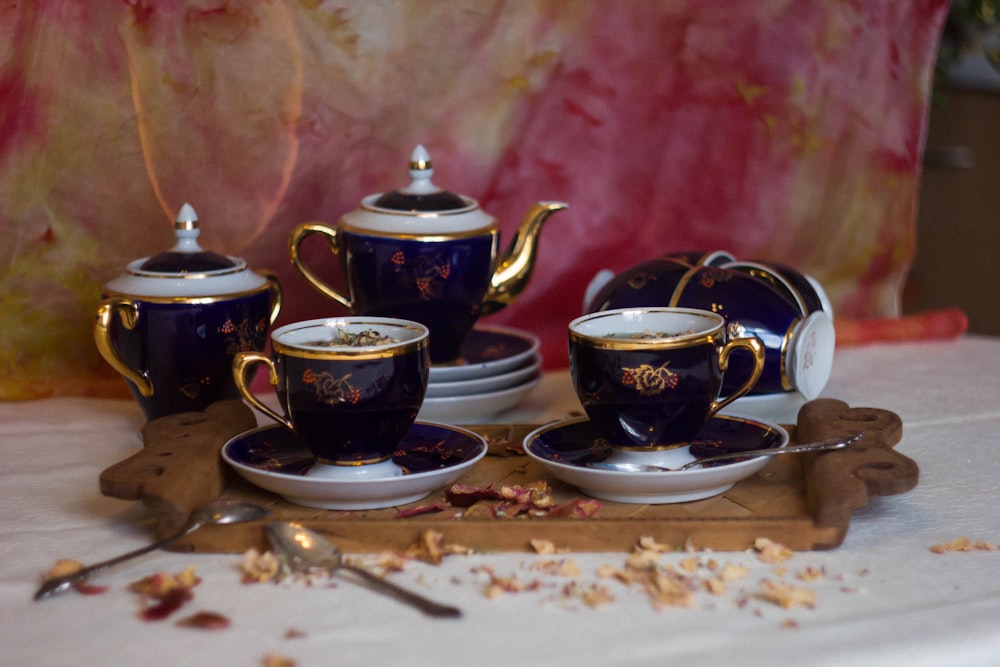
[3,336,1000,667]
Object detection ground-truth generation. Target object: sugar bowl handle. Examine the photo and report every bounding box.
[288,223,352,310]
[709,335,765,416]
[259,270,284,326]
[232,351,293,429]
[94,297,154,397]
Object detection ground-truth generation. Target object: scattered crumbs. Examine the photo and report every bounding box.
[930,536,1000,553]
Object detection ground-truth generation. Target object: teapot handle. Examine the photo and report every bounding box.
[288,223,353,310]
[94,297,155,398]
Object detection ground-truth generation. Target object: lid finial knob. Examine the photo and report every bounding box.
[402,145,438,196]
[171,203,203,253]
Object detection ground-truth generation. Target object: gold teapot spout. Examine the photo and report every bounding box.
[481,201,567,316]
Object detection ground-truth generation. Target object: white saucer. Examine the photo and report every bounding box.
[427,354,541,397]
[524,415,789,504]
[418,374,541,423]
[222,421,487,510]
[429,325,540,382]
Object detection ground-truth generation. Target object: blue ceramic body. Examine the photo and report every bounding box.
[339,231,496,363]
[671,267,803,395]
[568,308,763,451]
[587,256,694,311]
[570,335,723,449]
[106,288,273,420]
[744,260,829,315]
[278,349,428,466]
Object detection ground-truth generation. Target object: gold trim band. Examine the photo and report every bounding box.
[339,220,499,242]
[101,282,273,304]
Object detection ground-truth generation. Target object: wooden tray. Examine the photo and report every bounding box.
[99,398,918,553]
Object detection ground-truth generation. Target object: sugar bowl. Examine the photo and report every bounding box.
[95,204,282,420]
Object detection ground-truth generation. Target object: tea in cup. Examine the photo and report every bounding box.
[568,307,764,452]
[233,317,429,478]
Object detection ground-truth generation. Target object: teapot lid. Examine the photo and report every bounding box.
[342,146,495,235]
[138,203,238,273]
[371,145,469,212]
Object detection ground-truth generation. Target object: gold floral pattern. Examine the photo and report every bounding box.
[222,317,268,355]
[179,375,211,399]
[302,368,361,405]
[393,251,452,301]
[698,268,733,289]
[621,362,679,396]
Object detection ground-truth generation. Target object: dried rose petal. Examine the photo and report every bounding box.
[242,549,282,584]
[637,536,673,553]
[646,571,696,608]
[139,586,193,621]
[930,536,1000,553]
[72,581,110,596]
[546,498,599,518]
[373,551,409,572]
[530,558,581,577]
[704,578,726,595]
[176,611,231,630]
[530,539,558,554]
[720,563,750,582]
[445,484,502,507]
[461,502,498,519]
[47,559,84,579]
[403,529,471,564]
[263,653,297,667]
[758,578,816,609]
[796,566,826,582]
[754,538,794,563]
[396,503,450,518]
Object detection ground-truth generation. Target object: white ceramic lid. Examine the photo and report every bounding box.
[339,145,497,236]
[103,204,268,298]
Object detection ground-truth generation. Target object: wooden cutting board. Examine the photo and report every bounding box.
[99,398,918,553]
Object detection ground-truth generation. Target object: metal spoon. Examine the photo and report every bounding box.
[266,520,462,619]
[588,433,863,473]
[34,500,270,601]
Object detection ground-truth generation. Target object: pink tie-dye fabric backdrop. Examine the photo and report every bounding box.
[0,1,952,400]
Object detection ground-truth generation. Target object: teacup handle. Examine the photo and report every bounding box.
[288,222,353,310]
[232,351,293,430]
[94,297,154,398]
[708,335,765,417]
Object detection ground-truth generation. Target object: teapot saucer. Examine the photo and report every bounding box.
[524,415,789,504]
[429,325,540,382]
[222,422,486,510]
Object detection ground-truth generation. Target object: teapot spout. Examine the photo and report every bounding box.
[481,201,567,316]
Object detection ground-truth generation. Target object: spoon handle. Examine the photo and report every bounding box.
[678,433,862,471]
[341,564,462,618]
[33,522,197,601]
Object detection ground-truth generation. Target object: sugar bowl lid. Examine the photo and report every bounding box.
[103,204,269,298]
[341,145,496,235]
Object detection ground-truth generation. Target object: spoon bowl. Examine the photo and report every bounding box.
[266,520,461,618]
[34,500,270,600]
[588,433,863,473]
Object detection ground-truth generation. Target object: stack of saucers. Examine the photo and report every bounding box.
[417,325,542,423]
